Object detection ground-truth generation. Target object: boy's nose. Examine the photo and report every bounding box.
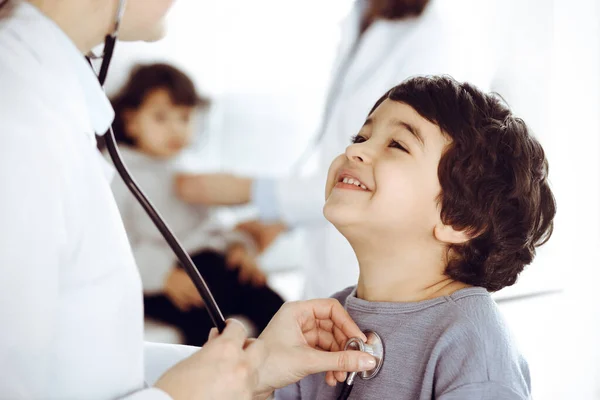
[346,143,373,164]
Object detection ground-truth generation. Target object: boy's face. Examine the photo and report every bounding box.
[125,88,195,158]
[324,99,449,241]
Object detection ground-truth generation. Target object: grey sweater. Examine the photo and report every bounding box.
[276,286,531,400]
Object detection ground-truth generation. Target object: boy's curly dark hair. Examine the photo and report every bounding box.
[107,63,209,147]
[369,76,556,292]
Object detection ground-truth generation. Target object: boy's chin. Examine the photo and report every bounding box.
[323,204,361,232]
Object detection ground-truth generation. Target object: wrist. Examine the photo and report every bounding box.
[252,339,274,399]
[236,177,252,204]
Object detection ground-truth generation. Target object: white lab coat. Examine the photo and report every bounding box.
[272,0,497,299]
[0,2,195,399]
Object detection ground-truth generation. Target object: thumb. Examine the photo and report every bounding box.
[304,349,376,376]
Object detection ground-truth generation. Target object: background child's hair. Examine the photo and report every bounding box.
[369,76,556,292]
[107,63,209,147]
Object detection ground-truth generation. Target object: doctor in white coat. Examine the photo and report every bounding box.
[0,0,377,399]
[176,0,497,299]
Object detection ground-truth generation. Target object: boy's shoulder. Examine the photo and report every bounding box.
[329,286,516,351]
[329,286,355,304]
[445,288,510,338]
[435,289,531,395]
[425,288,517,355]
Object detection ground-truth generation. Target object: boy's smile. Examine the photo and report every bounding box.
[324,99,449,242]
[334,169,372,192]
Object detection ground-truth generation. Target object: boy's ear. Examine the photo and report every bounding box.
[434,223,472,245]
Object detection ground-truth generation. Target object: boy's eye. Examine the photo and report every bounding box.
[390,139,409,153]
[351,134,367,144]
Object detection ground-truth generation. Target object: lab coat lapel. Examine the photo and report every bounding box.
[341,19,416,98]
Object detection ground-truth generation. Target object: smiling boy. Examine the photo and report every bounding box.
[277,76,556,400]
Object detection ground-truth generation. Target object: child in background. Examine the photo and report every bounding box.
[108,63,284,346]
[277,76,556,399]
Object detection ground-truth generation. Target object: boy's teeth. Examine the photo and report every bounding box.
[341,176,367,190]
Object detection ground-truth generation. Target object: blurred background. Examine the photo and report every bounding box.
[105,0,600,398]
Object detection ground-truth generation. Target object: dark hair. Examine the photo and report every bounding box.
[362,0,430,29]
[0,0,15,19]
[369,76,556,292]
[107,63,209,147]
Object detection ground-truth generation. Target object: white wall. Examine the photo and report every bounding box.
[484,1,600,398]
[105,0,353,174]
[494,0,600,398]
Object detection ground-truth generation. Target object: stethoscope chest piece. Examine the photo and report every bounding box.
[345,330,384,380]
[337,330,384,400]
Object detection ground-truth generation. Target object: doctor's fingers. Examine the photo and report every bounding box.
[302,319,357,354]
[208,327,219,342]
[315,327,350,388]
[313,319,355,349]
[217,319,250,348]
[325,371,347,387]
[301,348,376,377]
[303,326,339,353]
[207,319,248,349]
[297,299,367,343]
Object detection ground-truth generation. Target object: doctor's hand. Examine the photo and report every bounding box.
[164,268,204,311]
[175,173,253,206]
[252,299,377,399]
[155,320,265,400]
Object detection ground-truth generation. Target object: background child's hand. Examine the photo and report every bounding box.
[226,244,267,287]
[164,268,205,311]
[235,220,287,253]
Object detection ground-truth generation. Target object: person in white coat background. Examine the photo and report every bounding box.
[0,0,378,399]
[175,0,497,299]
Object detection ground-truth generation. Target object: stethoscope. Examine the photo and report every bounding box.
[92,1,385,397]
[90,0,225,332]
[337,330,385,400]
